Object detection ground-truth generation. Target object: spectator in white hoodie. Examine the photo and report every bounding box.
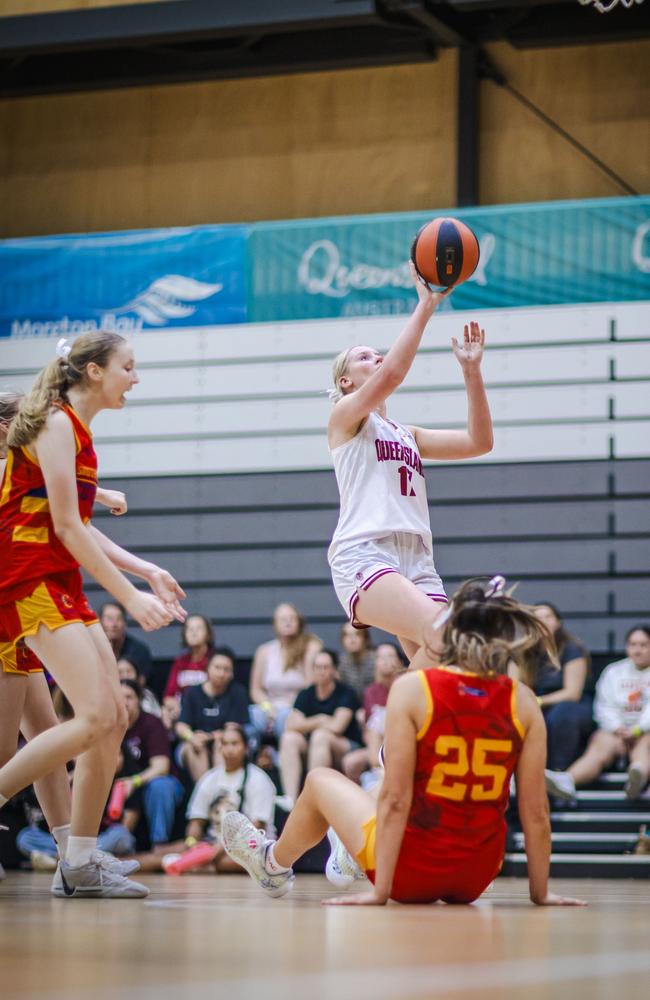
[545,626,650,801]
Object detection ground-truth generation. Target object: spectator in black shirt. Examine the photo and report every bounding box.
[100,601,153,686]
[115,680,184,847]
[524,603,594,771]
[175,647,249,782]
[279,649,361,807]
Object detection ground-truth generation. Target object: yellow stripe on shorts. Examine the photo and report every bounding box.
[13,524,49,544]
[20,496,50,514]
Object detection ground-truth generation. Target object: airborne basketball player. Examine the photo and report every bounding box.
[327,266,493,670]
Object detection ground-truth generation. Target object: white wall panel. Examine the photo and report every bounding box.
[1,300,649,476]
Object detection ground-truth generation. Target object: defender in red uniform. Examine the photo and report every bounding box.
[222,578,586,907]
[0,334,186,898]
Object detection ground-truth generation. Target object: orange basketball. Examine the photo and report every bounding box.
[410,217,480,288]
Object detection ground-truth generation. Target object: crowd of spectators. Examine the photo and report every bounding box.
[4,598,650,879]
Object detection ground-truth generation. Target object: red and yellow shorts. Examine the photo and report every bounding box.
[0,571,98,676]
[357,817,502,905]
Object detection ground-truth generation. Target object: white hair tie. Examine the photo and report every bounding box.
[485,575,506,598]
[56,338,72,360]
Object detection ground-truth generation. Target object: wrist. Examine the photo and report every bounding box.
[131,774,143,789]
[631,725,643,739]
[185,836,198,848]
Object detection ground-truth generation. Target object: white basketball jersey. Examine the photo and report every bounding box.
[328,410,433,562]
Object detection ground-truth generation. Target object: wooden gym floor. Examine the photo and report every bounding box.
[1,873,649,1000]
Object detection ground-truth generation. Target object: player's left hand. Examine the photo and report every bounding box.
[323,890,388,907]
[148,567,187,621]
[533,892,587,907]
[452,321,485,369]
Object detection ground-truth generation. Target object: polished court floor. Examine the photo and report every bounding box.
[1,872,649,999]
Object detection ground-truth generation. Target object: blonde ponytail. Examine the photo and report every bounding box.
[8,331,125,448]
[428,577,558,680]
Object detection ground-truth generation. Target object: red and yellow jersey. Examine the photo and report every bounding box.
[0,402,97,603]
[405,667,524,863]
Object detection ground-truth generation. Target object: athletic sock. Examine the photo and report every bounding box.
[264,842,292,875]
[66,836,97,868]
[52,824,71,860]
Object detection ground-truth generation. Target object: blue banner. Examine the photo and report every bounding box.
[247,197,650,320]
[1,198,648,337]
[0,226,247,338]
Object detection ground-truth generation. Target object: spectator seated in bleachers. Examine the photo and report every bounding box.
[342,642,404,787]
[527,603,594,771]
[278,648,361,809]
[117,656,162,719]
[249,603,322,743]
[113,680,185,849]
[163,614,215,717]
[545,626,650,802]
[175,647,250,783]
[337,622,375,700]
[133,723,277,874]
[100,601,152,684]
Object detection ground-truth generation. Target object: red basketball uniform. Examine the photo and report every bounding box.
[0,402,98,670]
[364,667,524,904]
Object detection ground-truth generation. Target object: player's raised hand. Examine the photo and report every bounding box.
[410,262,452,316]
[452,321,485,369]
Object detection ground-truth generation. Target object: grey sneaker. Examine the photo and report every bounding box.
[544,769,576,801]
[222,812,294,898]
[52,859,148,899]
[51,851,141,896]
[325,827,366,889]
[625,764,646,800]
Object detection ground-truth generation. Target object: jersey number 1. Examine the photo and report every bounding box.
[398,465,416,497]
[426,735,513,802]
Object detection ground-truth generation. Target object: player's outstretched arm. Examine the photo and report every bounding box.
[515,683,586,906]
[410,321,493,460]
[329,266,450,442]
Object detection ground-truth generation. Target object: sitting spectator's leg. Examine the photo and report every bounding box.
[342,748,370,784]
[16,825,58,859]
[627,732,650,798]
[569,730,623,786]
[142,776,185,847]
[544,700,594,772]
[279,730,308,804]
[307,728,350,774]
[97,823,136,857]
[273,707,293,742]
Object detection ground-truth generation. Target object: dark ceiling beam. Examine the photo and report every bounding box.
[379,1,470,46]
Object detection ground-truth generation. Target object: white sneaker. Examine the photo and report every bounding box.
[51,851,140,896]
[625,764,646,800]
[52,859,148,899]
[325,828,366,889]
[221,812,294,898]
[544,769,576,801]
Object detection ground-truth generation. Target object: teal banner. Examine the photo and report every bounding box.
[248,197,650,320]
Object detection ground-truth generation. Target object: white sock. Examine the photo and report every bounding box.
[52,823,71,860]
[264,842,291,875]
[66,836,97,868]
[0,794,7,809]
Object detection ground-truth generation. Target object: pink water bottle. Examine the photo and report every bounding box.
[107,780,128,821]
[163,842,218,874]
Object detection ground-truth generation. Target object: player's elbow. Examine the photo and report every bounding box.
[52,517,82,545]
